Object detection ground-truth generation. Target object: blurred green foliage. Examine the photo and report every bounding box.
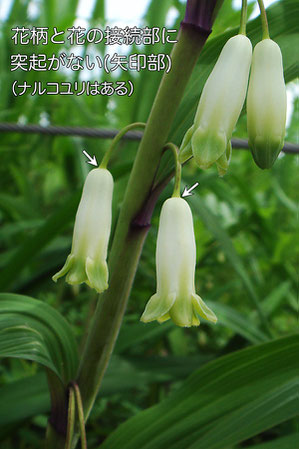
[0,0,298,448]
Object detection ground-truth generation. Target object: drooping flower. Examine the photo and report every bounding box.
[179,34,252,176]
[141,197,217,327]
[247,39,287,169]
[53,168,113,293]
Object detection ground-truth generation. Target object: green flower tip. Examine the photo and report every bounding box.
[141,292,217,328]
[249,135,284,169]
[52,254,108,293]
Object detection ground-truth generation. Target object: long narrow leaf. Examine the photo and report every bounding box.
[101,335,299,449]
[0,373,50,427]
[0,293,78,384]
[0,192,80,291]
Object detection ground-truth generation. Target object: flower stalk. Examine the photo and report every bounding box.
[257,0,270,39]
[100,122,146,169]
[163,143,181,198]
[65,387,75,449]
[71,383,87,449]
[239,0,248,35]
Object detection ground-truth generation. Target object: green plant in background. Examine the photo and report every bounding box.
[0,0,298,448]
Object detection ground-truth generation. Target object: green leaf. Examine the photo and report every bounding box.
[0,354,210,429]
[0,192,80,291]
[101,354,211,396]
[272,179,297,213]
[0,293,78,384]
[92,0,105,22]
[0,373,50,428]
[42,0,79,29]
[206,300,268,344]
[101,334,299,449]
[190,197,266,326]
[115,321,173,353]
[261,281,292,316]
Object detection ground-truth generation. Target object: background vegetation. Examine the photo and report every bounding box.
[0,0,298,448]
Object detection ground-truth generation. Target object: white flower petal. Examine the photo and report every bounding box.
[53,168,113,293]
[247,39,287,169]
[141,198,217,328]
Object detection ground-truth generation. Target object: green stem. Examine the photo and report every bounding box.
[65,387,75,449]
[75,23,210,426]
[257,0,270,39]
[163,143,181,198]
[45,370,68,449]
[72,383,87,449]
[100,122,146,169]
[239,0,248,35]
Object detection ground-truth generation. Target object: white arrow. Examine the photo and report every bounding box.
[182,182,199,198]
[83,150,98,167]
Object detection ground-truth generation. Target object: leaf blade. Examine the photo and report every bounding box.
[0,293,78,384]
[101,335,299,449]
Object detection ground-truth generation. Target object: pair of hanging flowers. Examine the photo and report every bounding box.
[179,7,286,172]
[53,0,286,328]
[53,143,217,328]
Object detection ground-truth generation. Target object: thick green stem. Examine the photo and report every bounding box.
[257,0,270,39]
[45,370,68,449]
[76,23,210,424]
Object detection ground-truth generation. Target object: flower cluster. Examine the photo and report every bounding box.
[53,29,286,330]
[179,35,286,173]
[53,166,217,328]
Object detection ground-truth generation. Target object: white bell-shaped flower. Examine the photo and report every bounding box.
[141,197,217,327]
[247,39,287,169]
[179,34,252,176]
[53,168,113,293]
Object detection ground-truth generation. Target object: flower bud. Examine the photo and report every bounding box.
[53,168,113,293]
[179,35,252,175]
[141,198,217,327]
[247,39,287,169]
